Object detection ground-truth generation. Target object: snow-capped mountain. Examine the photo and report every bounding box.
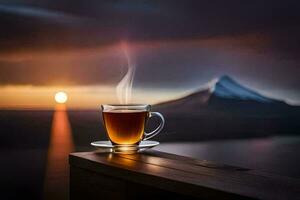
[154,75,286,113]
[153,75,300,141]
[210,75,276,103]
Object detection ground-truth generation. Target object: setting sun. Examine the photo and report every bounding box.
[55,91,68,104]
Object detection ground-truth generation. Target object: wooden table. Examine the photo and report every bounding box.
[69,150,300,200]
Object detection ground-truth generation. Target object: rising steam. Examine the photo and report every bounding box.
[116,43,136,104]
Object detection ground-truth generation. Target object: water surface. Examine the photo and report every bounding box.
[156,136,300,178]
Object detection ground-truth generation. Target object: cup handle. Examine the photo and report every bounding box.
[144,112,165,140]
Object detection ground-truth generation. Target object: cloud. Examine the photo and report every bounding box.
[0,35,299,90]
[0,1,299,102]
[0,1,299,54]
[0,4,84,22]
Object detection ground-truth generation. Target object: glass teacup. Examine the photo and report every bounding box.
[101,104,165,153]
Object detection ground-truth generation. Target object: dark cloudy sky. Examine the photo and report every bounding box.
[0,0,300,105]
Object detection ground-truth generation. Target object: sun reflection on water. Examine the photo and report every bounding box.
[43,104,74,200]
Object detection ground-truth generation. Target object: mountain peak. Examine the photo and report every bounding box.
[218,75,235,83]
[210,75,275,103]
[155,75,288,113]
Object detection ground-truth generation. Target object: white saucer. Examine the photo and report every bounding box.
[91,140,159,150]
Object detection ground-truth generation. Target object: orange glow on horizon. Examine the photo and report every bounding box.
[0,85,181,109]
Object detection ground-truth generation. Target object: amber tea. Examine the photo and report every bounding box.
[103,110,149,145]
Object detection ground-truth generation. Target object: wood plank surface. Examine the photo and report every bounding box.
[69,149,300,200]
